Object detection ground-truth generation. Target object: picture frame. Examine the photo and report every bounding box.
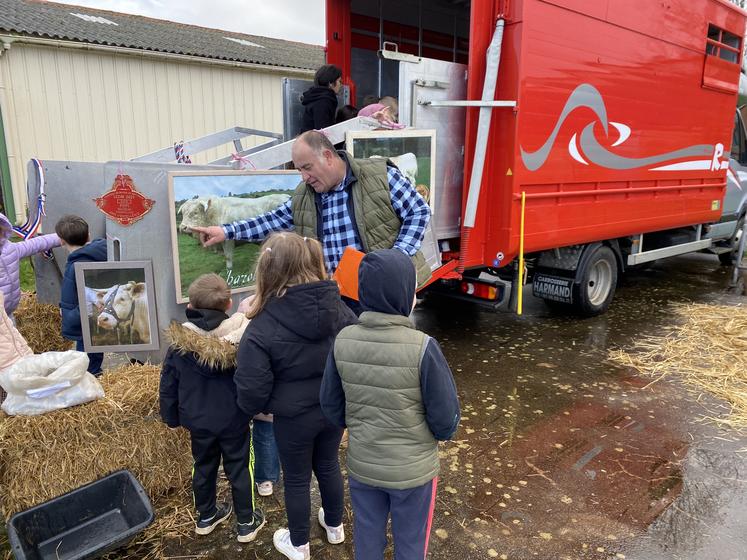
[346,129,441,270]
[74,260,159,352]
[167,170,302,303]
[346,128,437,213]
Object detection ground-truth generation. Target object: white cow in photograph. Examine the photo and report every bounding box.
[96,281,150,344]
[84,286,117,336]
[370,152,430,204]
[178,193,290,269]
[388,153,418,186]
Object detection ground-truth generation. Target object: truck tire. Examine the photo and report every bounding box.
[573,245,618,316]
[718,214,745,266]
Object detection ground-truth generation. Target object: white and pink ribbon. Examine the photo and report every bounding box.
[230,153,257,170]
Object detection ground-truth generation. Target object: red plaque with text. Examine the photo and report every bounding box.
[94,174,155,225]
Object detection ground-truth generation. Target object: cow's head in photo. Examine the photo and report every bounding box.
[177,198,211,233]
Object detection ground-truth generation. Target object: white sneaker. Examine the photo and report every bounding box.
[318,507,345,544]
[273,528,310,560]
[257,481,273,496]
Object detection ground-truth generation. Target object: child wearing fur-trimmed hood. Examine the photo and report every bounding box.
[159,273,265,543]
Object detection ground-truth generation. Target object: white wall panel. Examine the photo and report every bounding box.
[0,43,304,221]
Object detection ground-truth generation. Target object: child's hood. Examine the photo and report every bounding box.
[264,280,353,341]
[165,310,250,372]
[358,249,416,316]
[67,238,107,263]
[0,213,11,250]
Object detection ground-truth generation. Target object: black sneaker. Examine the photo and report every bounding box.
[195,503,232,535]
[237,510,266,543]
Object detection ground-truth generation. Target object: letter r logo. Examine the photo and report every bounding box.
[711,143,724,171]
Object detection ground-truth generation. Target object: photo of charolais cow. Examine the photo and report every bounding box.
[346,129,436,207]
[79,266,154,348]
[169,170,302,303]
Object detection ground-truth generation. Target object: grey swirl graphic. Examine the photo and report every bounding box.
[578,124,712,169]
[520,84,714,171]
[520,84,608,171]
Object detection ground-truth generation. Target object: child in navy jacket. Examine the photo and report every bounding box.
[55,215,106,375]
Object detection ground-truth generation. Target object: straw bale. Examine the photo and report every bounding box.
[609,302,747,430]
[0,364,192,531]
[13,292,72,353]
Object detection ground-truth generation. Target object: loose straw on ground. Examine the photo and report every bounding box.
[609,302,747,430]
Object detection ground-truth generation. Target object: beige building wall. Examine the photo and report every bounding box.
[0,40,310,222]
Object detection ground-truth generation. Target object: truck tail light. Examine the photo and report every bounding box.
[460,281,498,300]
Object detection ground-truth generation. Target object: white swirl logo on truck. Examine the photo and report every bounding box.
[521,84,727,173]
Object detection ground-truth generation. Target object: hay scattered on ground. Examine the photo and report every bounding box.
[14,291,72,353]
[609,302,747,430]
[0,364,193,558]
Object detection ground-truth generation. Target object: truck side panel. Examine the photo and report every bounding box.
[461,0,745,269]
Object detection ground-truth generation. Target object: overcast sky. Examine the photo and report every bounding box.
[53,0,326,45]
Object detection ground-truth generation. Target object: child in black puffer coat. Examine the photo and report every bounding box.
[235,232,357,560]
[159,273,264,543]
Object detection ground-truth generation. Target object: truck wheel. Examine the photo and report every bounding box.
[719,214,745,266]
[574,245,618,316]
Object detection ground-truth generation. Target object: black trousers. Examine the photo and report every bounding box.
[274,407,345,546]
[190,429,256,523]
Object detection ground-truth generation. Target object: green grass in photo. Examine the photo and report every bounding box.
[177,233,260,299]
[19,257,35,292]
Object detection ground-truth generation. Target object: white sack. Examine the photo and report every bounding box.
[0,351,104,416]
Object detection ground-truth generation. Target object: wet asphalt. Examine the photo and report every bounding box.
[164,253,747,560]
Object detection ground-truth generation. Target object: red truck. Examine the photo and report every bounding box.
[325,0,747,315]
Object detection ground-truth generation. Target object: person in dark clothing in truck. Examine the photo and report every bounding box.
[300,64,343,133]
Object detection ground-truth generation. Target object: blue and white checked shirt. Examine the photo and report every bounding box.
[222,164,431,273]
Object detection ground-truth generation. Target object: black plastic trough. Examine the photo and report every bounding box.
[7,469,154,560]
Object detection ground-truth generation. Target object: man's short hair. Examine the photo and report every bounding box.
[55,215,89,246]
[188,273,231,311]
[297,130,337,157]
[314,64,342,88]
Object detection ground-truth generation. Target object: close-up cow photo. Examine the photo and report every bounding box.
[168,170,301,303]
[345,128,436,209]
[73,261,160,352]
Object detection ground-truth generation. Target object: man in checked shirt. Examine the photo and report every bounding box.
[193,131,432,311]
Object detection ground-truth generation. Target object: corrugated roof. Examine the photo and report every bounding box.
[0,0,325,71]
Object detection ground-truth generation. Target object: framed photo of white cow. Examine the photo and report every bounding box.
[168,170,301,303]
[345,129,441,271]
[345,129,437,212]
[74,260,159,353]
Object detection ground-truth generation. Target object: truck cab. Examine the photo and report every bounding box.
[708,108,747,264]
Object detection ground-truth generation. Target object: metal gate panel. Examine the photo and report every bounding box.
[282,78,351,141]
[399,57,467,239]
